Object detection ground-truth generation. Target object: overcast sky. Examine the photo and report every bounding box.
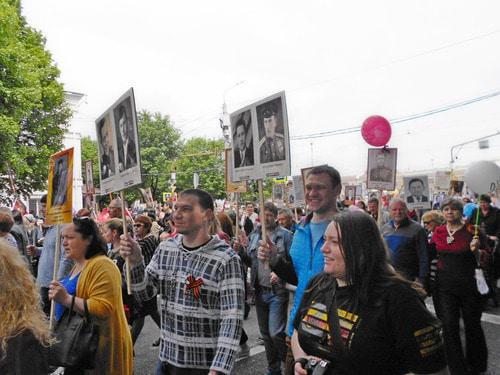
[21,0,500,177]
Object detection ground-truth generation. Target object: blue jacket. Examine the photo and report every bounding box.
[381,218,429,284]
[287,216,328,336]
[36,226,73,288]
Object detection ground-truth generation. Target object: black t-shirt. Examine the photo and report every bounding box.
[293,274,445,375]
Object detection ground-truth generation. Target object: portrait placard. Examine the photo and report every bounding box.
[292,175,305,206]
[366,148,397,191]
[403,175,431,210]
[84,160,94,195]
[46,148,74,225]
[344,185,356,201]
[96,88,142,194]
[230,91,290,181]
[272,183,285,203]
[225,149,248,193]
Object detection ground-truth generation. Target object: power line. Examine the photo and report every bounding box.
[290,89,500,140]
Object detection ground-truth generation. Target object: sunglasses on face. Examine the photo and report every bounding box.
[133,223,144,228]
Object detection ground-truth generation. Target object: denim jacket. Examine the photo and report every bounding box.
[246,224,293,294]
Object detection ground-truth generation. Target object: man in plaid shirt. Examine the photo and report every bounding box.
[121,189,244,375]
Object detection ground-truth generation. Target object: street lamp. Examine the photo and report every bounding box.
[220,80,246,147]
[450,130,500,167]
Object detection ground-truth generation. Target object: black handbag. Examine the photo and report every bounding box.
[49,295,100,369]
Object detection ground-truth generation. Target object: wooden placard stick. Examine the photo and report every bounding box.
[121,190,132,295]
[377,190,383,228]
[258,179,269,269]
[49,224,61,331]
[234,193,239,238]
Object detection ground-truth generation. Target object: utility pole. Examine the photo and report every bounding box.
[220,80,246,148]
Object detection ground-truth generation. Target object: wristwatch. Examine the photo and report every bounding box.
[294,357,308,368]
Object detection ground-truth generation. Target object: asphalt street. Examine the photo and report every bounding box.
[132,298,500,375]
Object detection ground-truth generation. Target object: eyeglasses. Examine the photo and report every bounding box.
[133,223,143,228]
[73,216,91,222]
[423,221,432,225]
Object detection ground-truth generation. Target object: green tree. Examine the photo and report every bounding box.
[135,110,182,201]
[176,138,225,198]
[0,0,71,203]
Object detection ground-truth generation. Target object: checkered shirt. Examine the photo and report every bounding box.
[129,235,244,374]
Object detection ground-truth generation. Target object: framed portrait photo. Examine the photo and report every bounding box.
[96,88,142,194]
[403,175,431,210]
[366,148,397,191]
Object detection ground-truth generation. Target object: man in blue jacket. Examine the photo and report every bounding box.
[381,198,429,284]
[258,165,341,375]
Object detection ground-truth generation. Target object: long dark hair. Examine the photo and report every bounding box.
[325,211,419,308]
[73,217,107,259]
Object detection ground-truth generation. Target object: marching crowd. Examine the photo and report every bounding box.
[1,165,500,375]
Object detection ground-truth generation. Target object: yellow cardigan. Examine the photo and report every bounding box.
[76,255,133,375]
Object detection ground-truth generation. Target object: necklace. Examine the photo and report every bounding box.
[446,224,462,244]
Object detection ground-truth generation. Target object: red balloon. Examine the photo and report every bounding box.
[361,115,392,147]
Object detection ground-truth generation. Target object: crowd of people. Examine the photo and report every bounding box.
[0,166,499,375]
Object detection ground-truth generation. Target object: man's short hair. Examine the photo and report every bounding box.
[368,197,379,205]
[235,117,246,131]
[263,202,278,217]
[306,165,341,190]
[278,208,293,218]
[479,194,492,204]
[180,189,214,211]
[40,194,48,204]
[245,202,254,208]
[389,198,408,210]
[408,178,424,187]
[118,105,127,121]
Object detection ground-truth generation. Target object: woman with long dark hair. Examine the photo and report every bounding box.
[49,217,133,374]
[291,211,447,375]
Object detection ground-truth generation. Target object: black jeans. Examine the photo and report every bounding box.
[437,286,488,375]
[40,286,50,316]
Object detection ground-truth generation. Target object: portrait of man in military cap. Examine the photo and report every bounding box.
[367,148,397,190]
[257,97,286,163]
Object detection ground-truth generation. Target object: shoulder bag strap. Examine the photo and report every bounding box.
[83,299,91,322]
[326,283,349,358]
[65,295,76,326]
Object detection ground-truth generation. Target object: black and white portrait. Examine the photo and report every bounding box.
[97,115,116,179]
[114,97,138,172]
[404,175,431,209]
[257,97,286,164]
[231,110,254,168]
[51,154,68,207]
[345,186,356,201]
[367,148,397,190]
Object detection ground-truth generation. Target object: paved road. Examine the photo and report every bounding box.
[133,298,500,374]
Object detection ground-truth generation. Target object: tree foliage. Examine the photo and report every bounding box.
[0,0,71,203]
[136,110,182,201]
[175,138,225,199]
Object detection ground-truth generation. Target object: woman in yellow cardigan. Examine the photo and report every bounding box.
[49,217,133,374]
